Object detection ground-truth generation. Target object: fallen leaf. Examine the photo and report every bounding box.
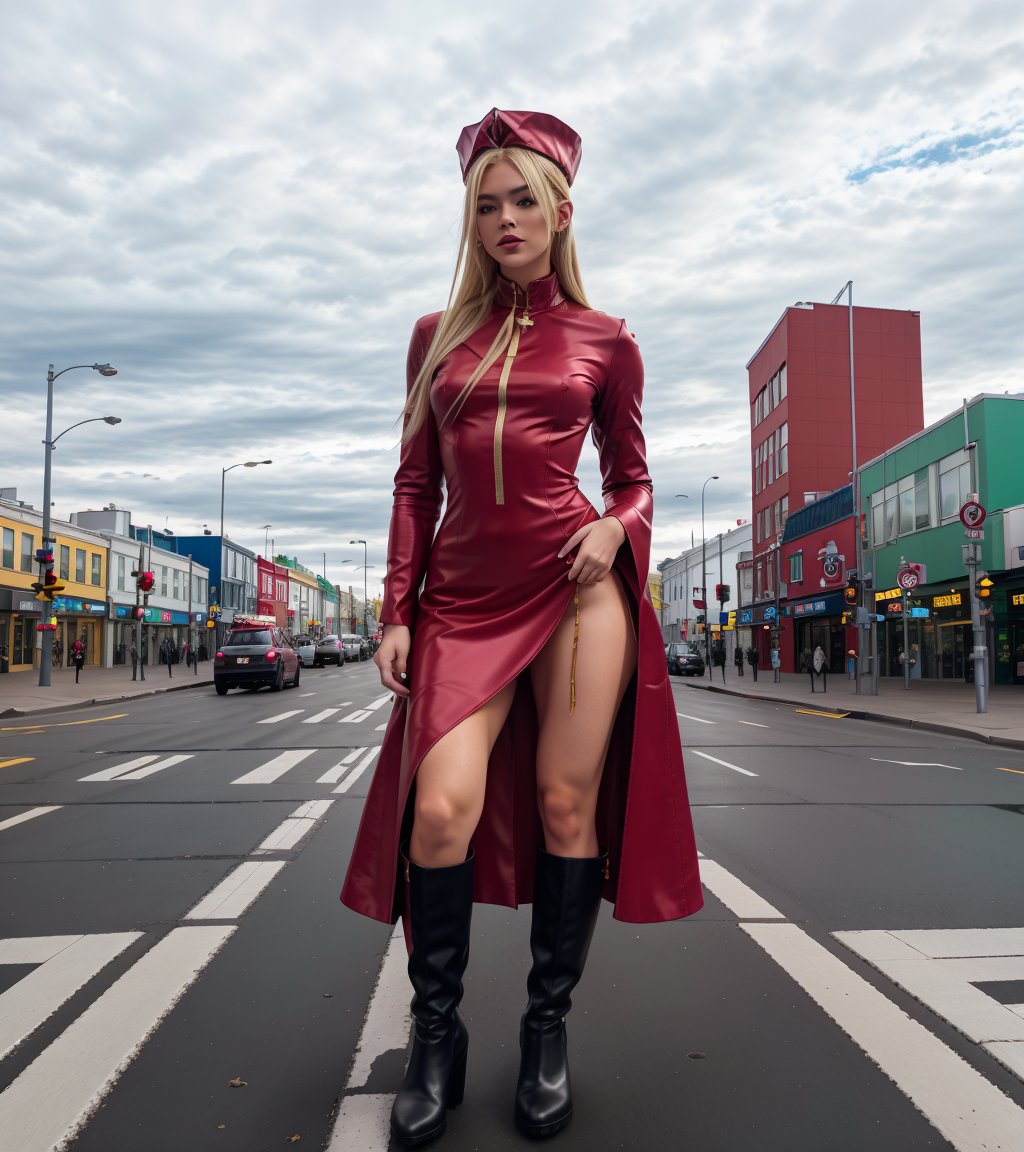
[228,1077,247,1087]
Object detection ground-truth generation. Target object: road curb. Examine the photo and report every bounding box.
[679,680,1024,752]
[0,677,211,720]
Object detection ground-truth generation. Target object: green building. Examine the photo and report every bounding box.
[858,393,1024,685]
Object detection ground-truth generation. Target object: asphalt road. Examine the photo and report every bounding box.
[1,662,1023,1151]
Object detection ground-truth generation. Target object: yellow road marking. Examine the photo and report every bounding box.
[0,713,129,732]
[994,766,1024,776]
[0,757,34,769]
[794,708,850,719]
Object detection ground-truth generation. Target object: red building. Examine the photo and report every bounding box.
[746,302,923,665]
[256,556,290,627]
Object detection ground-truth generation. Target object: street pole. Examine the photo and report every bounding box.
[774,543,782,683]
[700,476,718,679]
[136,540,146,682]
[350,539,368,636]
[964,544,989,714]
[38,368,56,687]
[900,554,911,691]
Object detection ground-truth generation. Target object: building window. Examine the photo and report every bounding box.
[91,554,101,586]
[60,544,70,580]
[938,451,971,521]
[173,569,180,599]
[75,548,86,582]
[789,552,803,583]
[914,469,930,530]
[160,565,168,596]
[20,532,34,573]
[118,554,126,591]
[2,527,14,568]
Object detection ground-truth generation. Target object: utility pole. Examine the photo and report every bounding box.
[135,540,146,682]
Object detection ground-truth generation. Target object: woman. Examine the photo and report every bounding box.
[341,108,703,1146]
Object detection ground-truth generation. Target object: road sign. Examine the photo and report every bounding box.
[959,501,986,528]
[964,527,984,540]
[896,565,920,591]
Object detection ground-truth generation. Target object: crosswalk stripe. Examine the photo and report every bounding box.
[690,749,759,777]
[0,926,235,1151]
[0,806,62,834]
[318,749,364,784]
[232,749,316,785]
[79,755,159,782]
[366,694,392,712]
[0,932,142,1062]
[257,710,304,724]
[116,754,194,780]
[252,800,335,853]
[184,862,286,919]
[339,709,372,723]
[334,747,381,794]
[302,709,339,724]
[677,713,715,724]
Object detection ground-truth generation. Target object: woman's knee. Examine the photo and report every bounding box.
[537,782,591,844]
[413,787,477,847]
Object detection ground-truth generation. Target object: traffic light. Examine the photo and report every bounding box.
[975,574,994,600]
[716,584,731,603]
[133,569,155,594]
[34,569,66,601]
[843,578,859,607]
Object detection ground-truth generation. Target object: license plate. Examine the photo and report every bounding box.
[236,656,249,664]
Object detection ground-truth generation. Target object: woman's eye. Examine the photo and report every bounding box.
[517,198,535,208]
[478,205,495,215]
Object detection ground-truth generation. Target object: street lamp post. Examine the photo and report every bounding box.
[220,460,272,538]
[673,495,689,639]
[38,363,119,688]
[349,539,369,635]
[701,475,719,679]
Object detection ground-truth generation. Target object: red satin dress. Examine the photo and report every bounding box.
[340,271,703,924]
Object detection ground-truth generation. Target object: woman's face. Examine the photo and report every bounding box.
[475,157,571,289]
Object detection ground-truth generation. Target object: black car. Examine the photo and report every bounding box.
[666,642,705,677]
[214,625,301,694]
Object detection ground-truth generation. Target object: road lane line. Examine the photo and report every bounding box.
[318,748,364,784]
[0,806,63,833]
[79,755,159,782]
[184,861,286,919]
[737,720,769,728]
[744,922,1024,1150]
[303,708,340,724]
[257,710,304,724]
[340,709,373,723]
[299,692,318,697]
[676,713,715,725]
[117,754,194,780]
[0,932,142,1061]
[0,925,235,1151]
[699,860,783,919]
[690,749,758,777]
[252,800,335,853]
[375,722,387,731]
[870,758,963,771]
[233,749,316,784]
[334,747,381,794]
[366,694,392,712]
[794,708,850,719]
[0,714,128,732]
[995,767,1024,776]
[0,757,34,769]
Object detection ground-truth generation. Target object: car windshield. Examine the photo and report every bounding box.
[225,630,273,646]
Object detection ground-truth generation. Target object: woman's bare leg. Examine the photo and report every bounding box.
[409,681,517,868]
[529,574,637,856]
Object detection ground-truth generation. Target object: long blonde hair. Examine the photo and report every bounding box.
[402,147,589,440]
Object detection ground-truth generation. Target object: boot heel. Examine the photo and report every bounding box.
[446,1046,467,1109]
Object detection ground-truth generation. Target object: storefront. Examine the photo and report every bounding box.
[0,588,42,673]
[48,595,108,668]
[111,604,210,665]
[787,593,849,675]
[874,584,974,681]
[1007,589,1024,686]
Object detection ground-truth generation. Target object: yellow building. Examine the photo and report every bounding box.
[1,501,109,673]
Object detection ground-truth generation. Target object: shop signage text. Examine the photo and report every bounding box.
[1011,592,1024,608]
[933,592,962,609]
[875,587,902,602]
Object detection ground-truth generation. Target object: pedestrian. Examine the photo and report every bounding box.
[734,645,744,677]
[813,643,828,691]
[341,107,703,1147]
[129,642,138,681]
[801,647,814,691]
[71,638,85,684]
[713,638,726,683]
[166,640,175,678]
[747,644,760,681]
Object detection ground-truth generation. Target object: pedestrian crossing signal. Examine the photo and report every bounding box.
[975,575,994,599]
[843,580,858,606]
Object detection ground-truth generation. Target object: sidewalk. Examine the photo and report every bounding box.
[0,661,214,719]
[681,668,1024,750]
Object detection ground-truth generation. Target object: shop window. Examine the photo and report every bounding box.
[914,469,930,530]
[1,527,13,568]
[91,554,102,586]
[160,566,168,596]
[20,532,34,573]
[173,569,180,599]
[117,554,126,591]
[75,548,86,582]
[60,545,70,580]
[938,453,970,521]
[898,475,915,536]
[884,492,898,540]
[790,552,803,583]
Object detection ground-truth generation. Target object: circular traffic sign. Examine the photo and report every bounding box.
[959,501,986,528]
[896,566,919,591]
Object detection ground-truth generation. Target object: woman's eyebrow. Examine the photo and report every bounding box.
[477,184,530,202]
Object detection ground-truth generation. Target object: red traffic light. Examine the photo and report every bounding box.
[843,581,858,606]
[136,570,155,593]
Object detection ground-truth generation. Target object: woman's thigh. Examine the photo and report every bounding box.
[529,572,637,800]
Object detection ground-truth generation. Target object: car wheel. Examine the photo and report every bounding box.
[271,663,285,692]
[290,664,300,688]
[215,681,229,696]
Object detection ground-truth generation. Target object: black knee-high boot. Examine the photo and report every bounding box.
[391,849,474,1148]
[515,847,606,1139]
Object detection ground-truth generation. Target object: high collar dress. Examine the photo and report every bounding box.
[341,272,703,924]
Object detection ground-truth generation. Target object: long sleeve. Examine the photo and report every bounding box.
[380,314,444,627]
[591,321,653,601]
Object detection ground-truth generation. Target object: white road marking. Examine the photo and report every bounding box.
[676,712,715,724]
[0,926,235,1151]
[252,800,335,853]
[340,709,373,723]
[0,806,62,833]
[116,754,193,780]
[257,710,304,724]
[870,758,963,770]
[318,748,364,783]
[737,720,769,728]
[375,722,387,731]
[302,708,339,724]
[232,748,316,784]
[299,692,318,697]
[366,694,392,711]
[0,933,142,1061]
[699,859,783,919]
[334,747,381,793]
[184,861,286,919]
[745,922,1024,1149]
[327,923,409,1151]
[79,755,159,781]
[340,700,353,705]
[689,749,759,777]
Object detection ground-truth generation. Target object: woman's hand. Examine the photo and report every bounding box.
[558,516,626,585]
[374,623,412,697]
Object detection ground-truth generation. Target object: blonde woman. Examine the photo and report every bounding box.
[342,108,702,1146]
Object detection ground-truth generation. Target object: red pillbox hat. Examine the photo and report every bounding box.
[456,108,582,186]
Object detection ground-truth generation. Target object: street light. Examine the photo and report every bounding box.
[701,475,719,679]
[349,539,370,636]
[38,363,119,687]
[261,524,273,557]
[220,459,272,538]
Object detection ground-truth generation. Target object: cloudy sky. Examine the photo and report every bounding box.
[3,0,1022,598]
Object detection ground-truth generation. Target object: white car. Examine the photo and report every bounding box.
[340,634,363,662]
[293,636,316,667]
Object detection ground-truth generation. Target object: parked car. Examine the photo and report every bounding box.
[293,636,316,668]
[315,634,345,667]
[214,624,300,694]
[340,634,363,662]
[666,642,706,677]
[359,636,372,660]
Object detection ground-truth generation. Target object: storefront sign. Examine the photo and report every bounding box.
[738,609,753,625]
[113,604,191,625]
[933,592,962,609]
[1010,592,1024,608]
[793,599,828,617]
[52,596,108,615]
[875,587,902,602]
[885,601,904,616]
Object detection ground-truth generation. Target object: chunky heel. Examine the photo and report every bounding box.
[446,1044,467,1109]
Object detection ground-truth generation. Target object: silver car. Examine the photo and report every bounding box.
[340,634,363,662]
[293,636,316,667]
